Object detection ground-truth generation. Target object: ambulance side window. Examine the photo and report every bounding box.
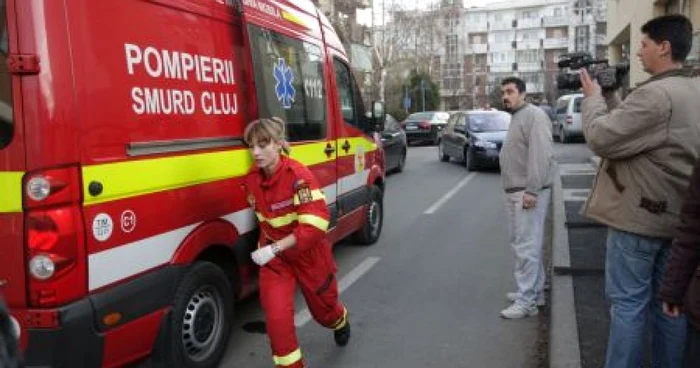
[333,58,362,128]
[0,1,13,150]
[248,26,326,142]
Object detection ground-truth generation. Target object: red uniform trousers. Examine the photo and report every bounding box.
[260,241,346,368]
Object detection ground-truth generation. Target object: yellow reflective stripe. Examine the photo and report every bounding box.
[82,149,253,206]
[289,141,335,166]
[257,212,298,228]
[0,171,23,213]
[336,137,378,158]
[273,348,302,366]
[292,189,325,206]
[80,141,337,207]
[333,307,348,330]
[298,214,329,232]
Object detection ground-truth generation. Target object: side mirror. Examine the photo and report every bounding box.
[370,101,386,132]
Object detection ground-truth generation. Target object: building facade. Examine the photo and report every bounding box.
[606,0,700,87]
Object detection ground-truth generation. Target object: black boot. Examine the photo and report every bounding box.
[333,317,351,347]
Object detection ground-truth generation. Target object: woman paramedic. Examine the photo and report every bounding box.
[242,117,350,368]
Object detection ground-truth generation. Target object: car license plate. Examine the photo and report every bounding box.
[405,125,417,131]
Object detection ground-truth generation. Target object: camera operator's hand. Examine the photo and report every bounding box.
[580,69,601,98]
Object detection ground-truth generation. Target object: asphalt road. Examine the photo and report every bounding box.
[219,143,592,368]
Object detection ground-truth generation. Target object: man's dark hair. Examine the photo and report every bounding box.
[501,77,526,94]
[641,14,694,62]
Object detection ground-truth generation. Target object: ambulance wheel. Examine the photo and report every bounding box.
[168,262,233,368]
[354,186,383,245]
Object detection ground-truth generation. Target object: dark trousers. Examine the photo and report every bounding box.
[686,324,700,368]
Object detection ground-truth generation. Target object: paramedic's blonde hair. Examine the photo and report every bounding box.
[243,117,291,155]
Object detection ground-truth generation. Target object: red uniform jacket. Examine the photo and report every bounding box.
[243,156,330,262]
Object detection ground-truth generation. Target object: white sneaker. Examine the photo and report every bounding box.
[500,302,539,319]
[506,292,546,307]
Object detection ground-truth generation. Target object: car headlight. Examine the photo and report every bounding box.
[473,140,497,149]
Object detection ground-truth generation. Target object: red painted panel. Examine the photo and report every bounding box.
[102,308,166,368]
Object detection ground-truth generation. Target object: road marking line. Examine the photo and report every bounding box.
[294,256,381,327]
[423,172,477,215]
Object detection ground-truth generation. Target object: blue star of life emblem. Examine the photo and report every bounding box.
[274,58,295,109]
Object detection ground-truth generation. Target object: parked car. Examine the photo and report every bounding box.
[438,110,511,171]
[380,114,407,173]
[554,93,584,143]
[402,111,450,145]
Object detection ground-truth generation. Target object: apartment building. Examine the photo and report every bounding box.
[606,0,700,87]
[470,0,608,108]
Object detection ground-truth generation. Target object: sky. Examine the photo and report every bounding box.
[357,0,497,26]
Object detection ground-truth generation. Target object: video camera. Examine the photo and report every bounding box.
[556,52,630,91]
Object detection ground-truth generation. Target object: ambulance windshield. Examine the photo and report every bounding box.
[0,0,12,150]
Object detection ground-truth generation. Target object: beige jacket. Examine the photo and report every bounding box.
[581,69,700,238]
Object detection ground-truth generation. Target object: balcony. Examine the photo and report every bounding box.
[516,39,541,50]
[544,37,568,49]
[490,20,514,31]
[467,22,488,33]
[471,43,488,54]
[489,63,514,73]
[517,62,543,72]
[517,18,542,29]
[525,83,544,93]
[595,34,607,45]
[543,16,568,27]
[490,42,514,52]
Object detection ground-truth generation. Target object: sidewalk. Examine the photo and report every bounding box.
[550,158,610,368]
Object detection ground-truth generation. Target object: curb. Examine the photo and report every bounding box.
[549,163,582,368]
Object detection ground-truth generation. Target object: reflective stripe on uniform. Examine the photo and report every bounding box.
[0,171,23,213]
[332,307,348,330]
[298,214,329,232]
[273,348,302,366]
[292,189,325,206]
[256,212,298,228]
[256,212,328,232]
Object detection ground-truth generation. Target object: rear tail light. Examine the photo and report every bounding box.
[566,115,573,124]
[23,166,86,307]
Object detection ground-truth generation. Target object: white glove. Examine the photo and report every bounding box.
[251,245,276,266]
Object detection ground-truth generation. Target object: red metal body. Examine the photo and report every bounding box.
[0,0,385,366]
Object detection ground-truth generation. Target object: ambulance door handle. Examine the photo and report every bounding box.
[342,140,351,152]
[324,143,336,157]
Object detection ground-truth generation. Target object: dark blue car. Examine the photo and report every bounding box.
[437,110,510,171]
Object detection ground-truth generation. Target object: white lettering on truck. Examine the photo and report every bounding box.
[125,43,238,117]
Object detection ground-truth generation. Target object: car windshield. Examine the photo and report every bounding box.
[468,113,510,132]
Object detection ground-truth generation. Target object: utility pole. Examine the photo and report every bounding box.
[421,78,426,111]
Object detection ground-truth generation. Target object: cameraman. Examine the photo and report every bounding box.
[579,14,699,368]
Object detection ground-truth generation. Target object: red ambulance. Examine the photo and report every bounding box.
[0,0,386,366]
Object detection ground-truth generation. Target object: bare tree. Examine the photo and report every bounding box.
[371,1,417,102]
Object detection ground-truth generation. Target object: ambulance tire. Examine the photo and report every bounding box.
[353,186,383,245]
[166,262,234,368]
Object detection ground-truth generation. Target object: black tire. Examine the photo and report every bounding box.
[396,150,406,173]
[166,262,234,368]
[465,148,476,171]
[353,186,383,245]
[438,140,449,162]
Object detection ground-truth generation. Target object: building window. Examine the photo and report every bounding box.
[554,7,562,17]
[575,26,590,52]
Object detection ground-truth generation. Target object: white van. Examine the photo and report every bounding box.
[554,94,584,143]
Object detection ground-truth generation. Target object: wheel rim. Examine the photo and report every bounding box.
[181,285,225,362]
[368,199,381,238]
